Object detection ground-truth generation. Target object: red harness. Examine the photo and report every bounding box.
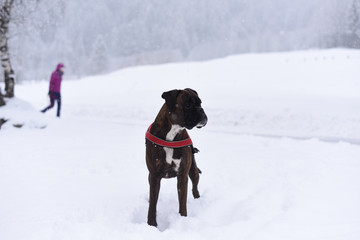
[146,124,193,148]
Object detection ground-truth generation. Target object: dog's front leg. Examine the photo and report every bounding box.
[177,174,189,216]
[148,174,161,227]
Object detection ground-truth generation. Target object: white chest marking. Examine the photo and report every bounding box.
[166,124,184,141]
[164,125,184,172]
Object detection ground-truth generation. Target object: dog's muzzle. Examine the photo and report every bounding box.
[196,108,208,128]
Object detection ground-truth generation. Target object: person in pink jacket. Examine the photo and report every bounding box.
[41,63,65,117]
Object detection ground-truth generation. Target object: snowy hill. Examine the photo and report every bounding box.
[1,49,360,240]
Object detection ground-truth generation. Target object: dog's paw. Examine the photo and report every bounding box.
[147,219,158,227]
[193,189,200,199]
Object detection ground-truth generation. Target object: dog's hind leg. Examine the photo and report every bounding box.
[147,174,161,227]
[189,157,200,199]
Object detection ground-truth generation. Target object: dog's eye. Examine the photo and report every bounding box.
[184,102,192,109]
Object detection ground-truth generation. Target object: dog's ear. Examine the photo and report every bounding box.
[162,90,181,112]
[185,88,198,96]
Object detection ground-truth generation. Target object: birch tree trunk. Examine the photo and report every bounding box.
[0,92,5,106]
[0,0,15,98]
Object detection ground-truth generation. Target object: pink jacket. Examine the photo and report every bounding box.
[49,63,64,93]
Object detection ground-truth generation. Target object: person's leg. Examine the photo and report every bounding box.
[56,94,61,117]
[41,97,55,113]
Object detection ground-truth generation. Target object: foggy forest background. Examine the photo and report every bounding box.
[6,0,360,81]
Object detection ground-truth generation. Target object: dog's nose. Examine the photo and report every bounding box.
[197,109,207,128]
[200,115,207,127]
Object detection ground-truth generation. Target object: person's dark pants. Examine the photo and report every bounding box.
[41,92,61,117]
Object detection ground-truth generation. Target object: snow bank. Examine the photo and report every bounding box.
[0,97,48,130]
[1,49,360,240]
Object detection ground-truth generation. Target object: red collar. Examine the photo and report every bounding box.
[146,124,193,148]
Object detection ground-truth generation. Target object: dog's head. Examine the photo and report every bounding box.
[162,88,208,130]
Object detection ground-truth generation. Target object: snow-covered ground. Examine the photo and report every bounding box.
[1,49,360,240]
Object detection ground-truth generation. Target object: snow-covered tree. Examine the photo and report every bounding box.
[2,0,357,82]
[90,35,108,74]
[0,0,15,99]
[0,0,62,108]
[346,0,360,48]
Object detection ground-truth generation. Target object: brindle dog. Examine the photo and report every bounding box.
[146,88,207,227]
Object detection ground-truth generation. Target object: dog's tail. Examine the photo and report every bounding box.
[192,147,200,154]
